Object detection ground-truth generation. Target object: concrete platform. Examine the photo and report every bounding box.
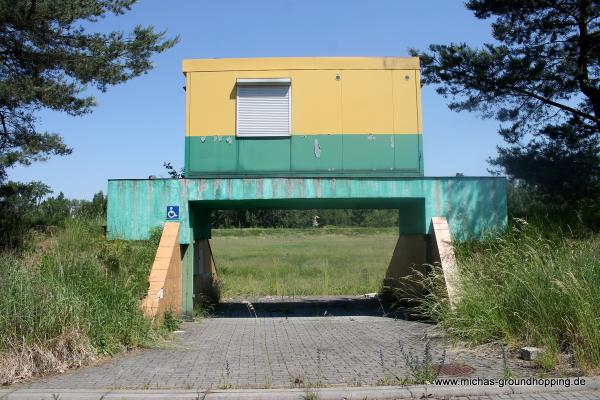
[107,176,507,244]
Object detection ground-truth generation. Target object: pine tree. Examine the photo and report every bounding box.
[413,0,599,201]
[0,0,178,182]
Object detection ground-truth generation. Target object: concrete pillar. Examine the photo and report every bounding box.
[398,198,426,235]
[193,239,219,304]
[180,205,213,318]
[383,235,427,295]
[189,206,219,306]
[180,243,194,319]
[383,199,427,298]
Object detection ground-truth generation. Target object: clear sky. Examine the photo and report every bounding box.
[10,0,504,200]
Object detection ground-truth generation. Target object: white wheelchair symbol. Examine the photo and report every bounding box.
[167,206,178,219]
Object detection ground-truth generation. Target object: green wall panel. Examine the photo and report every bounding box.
[342,135,395,171]
[394,134,421,172]
[238,138,291,172]
[291,135,343,172]
[186,137,237,173]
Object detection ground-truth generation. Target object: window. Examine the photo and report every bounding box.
[236,78,291,137]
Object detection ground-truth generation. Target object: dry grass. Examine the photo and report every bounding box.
[0,328,94,385]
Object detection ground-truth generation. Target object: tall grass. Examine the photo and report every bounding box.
[0,218,161,384]
[422,220,600,371]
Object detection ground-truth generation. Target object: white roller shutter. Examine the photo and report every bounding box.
[236,80,291,137]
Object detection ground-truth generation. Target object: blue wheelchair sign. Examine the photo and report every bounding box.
[166,206,179,221]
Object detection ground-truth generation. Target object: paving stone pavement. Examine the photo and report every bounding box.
[22,297,543,391]
[1,389,599,400]
[446,392,600,399]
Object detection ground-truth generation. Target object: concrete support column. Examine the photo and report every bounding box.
[193,239,219,303]
[398,198,426,235]
[189,206,219,307]
[180,205,213,318]
[383,235,427,291]
[383,199,428,297]
[180,243,194,319]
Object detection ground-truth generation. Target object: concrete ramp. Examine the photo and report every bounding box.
[141,222,182,322]
[430,216,460,308]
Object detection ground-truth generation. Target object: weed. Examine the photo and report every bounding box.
[375,347,401,386]
[535,342,559,371]
[290,375,305,388]
[264,375,272,389]
[217,383,233,390]
[501,344,516,379]
[303,390,319,400]
[399,335,446,384]
[162,310,181,332]
[346,377,363,387]
[217,359,232,389]
[194,295,216,319]
[315,347,324,387]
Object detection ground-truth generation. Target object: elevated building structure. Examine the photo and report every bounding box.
[107,57,507,317]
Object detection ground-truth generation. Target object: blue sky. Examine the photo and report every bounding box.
[10,0,504,200]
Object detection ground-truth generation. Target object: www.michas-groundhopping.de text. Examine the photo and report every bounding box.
[434,376,587,388]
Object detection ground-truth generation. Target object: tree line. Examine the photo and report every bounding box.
[0,184,106,249]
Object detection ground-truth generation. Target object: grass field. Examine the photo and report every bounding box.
[210,227,398,298]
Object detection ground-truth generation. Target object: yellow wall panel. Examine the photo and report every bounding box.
[292,70,342,134]
[188,72,236,136]
[341,70,394,134]
[392,70,420,134]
